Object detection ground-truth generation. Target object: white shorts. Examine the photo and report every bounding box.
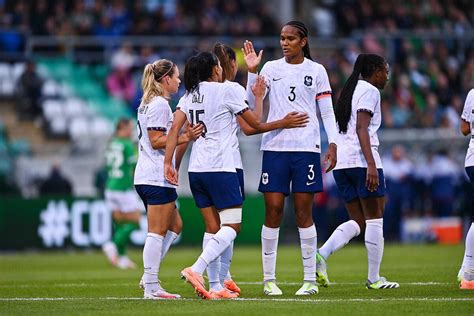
[105,190,141,213]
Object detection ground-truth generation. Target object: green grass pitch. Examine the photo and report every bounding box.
[1,244,473,315]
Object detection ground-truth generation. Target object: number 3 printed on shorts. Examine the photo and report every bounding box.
[308,164,315,180]
[306,164,315,186]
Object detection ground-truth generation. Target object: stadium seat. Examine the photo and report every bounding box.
[11,63,25,82]
[42,100,63,121]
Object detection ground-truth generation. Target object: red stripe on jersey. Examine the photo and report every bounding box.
[316,92,332,100]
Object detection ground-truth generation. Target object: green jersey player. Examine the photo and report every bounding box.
[102,118,141,269]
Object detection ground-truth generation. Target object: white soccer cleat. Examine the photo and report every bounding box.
[366,277,399,289]
[144,286,181,300]
[263,280,283,296]
[139,276,144,290]
[117,256,137,270]
[102,241,118,266]
[295,282,319,295]
[316,251,330,287]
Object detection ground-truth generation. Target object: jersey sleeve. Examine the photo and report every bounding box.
[225,84,249,115]
[147,102,171,132]
[461,89,474,122]
[315,65,332,101]
[356,88,380,116]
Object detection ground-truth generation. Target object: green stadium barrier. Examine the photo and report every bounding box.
[0,196,265,250]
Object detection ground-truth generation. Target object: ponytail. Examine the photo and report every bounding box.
[284,21,312,60]
[335,53,387,133]
[212,42,236,82]
[141,59,175,104]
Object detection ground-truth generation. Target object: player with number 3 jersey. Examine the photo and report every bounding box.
[244,21,338,296]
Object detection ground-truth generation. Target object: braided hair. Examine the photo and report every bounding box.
[335,54,387,133]
[284,21,312,60]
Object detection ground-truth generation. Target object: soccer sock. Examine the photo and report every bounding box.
[261,225,279,282]
[202,232,223,291]
[219,241,234,284]
[365,218,384,283]
[143,233,164,292]
[463,223,474,281]
[298,224,317,283]
[191,226,237,275]
[161,230,179,261]
[113,222,139,256]
[319,220,361,260]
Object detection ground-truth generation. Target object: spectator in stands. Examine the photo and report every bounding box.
[16,61,43,121]
[383,145,414,240]
[39,163,73,196]
[107,44,136,105]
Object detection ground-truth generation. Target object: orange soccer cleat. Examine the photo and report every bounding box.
[180,267,211,299]
[460,279,474,290]
[224,279,241,295]
[209,288,239,299]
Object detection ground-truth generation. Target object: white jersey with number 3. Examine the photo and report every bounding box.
[461,89,474,167]
[254,57,332,153]
[177,81,248,173]
[335,80,383,170]
[134,96,175,188]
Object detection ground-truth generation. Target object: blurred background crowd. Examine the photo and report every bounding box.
[0,0,473,242]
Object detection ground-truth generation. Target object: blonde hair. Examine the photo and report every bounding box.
[141,59,175,104]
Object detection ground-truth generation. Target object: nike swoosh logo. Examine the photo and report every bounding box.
[306,181,316,186]
[264,252,275,255]
[272,78,282,81]
[303,257,312,260]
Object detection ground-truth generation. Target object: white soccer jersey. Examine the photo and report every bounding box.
[251,57,332,153]
[335,80,383,170]
[177,81,248,172]
[461,89,474,167]
[134,96,175,188]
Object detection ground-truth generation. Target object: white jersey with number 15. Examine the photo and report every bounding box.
[177,81,249,173]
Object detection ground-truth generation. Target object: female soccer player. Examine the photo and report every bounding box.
[164,51,305,299]
[459,88,474,290]
[244,21,338,296]
[202,43,309,296]
[134,59,203,299]
[316,53,399,289]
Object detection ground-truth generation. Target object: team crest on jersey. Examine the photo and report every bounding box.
[261,172,269,185]
[304,76,313,86]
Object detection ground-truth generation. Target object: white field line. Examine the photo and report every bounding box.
[0,281,450,288]
[0,297,473,303]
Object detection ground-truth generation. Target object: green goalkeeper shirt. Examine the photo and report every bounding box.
[105,137,137,191]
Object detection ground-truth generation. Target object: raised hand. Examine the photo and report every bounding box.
[282,111,309,128]
[242,40,263,73]
[251,75,266,99]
